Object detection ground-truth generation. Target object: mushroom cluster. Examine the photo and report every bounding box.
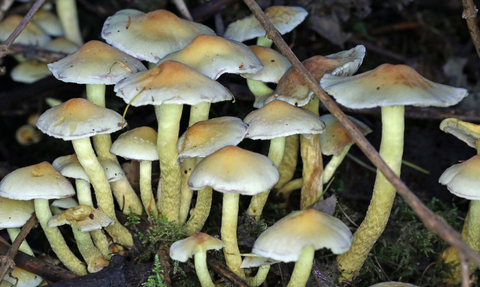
[0,3,471,287]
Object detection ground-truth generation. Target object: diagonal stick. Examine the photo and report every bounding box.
[241,0,480,267]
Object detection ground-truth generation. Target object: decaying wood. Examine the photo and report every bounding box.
[207,258,250,287]
[156,244,171,287]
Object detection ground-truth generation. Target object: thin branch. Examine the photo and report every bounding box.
[241,0,480,268]
[0,214,37,282]
[462,0,480,58]
[0,0,46,58]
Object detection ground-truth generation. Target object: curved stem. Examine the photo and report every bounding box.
[72,228,107,273]
[246,265,270,287]
[194,251,215,287]
[247,137,285,220]
[156,104,183,223]
[323,145,351,184]
[337,106,404,281]
[179,103,211,225]
[276,178,304,204]
[86,84,143,215]
[72,137,133,246]
[34,199,87,275]
[221,193,245,278]
[140,160,158,218]
[56,0,83,46]
[75,179,111,259]
[287,245,315,287]
[185,186,212,235]
[274,134,299,190]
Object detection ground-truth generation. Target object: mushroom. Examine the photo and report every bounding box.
[320,63,468,280]
[188,146,279,278]
[240,255,279,287]
[252,209,352,287]
[0,197,35,256]
[170,232,225,287]
[110,127,159,218]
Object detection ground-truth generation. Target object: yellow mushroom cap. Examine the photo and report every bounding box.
[115,60,233,106]
[110,127,159,161]
[265,45,365,107]
[177,116,248,163]
[53,154,125,182]
[321,63,469,109]
[240,45,291,83]
[188,146,279,195]
[101,9,215,63]
[0,15,50,46]
[156,35,263,80]
[440,118,480,149]
[4,267,43,287]
[319,114,371,156]
[47,204,115,232]
[47,40,147,85]
[240,255,279,268]
[15,124,42,146]
[252,209,353,262]
[11,60,51,84]
[439,155,480,200]
[36,98,126,140]
[224,6,308,42]
[0,162,75,200]
[44,37,80,54]
[170,232,225,262]
[244,100,325,140]
[0,197,34,229]
[31,10,64,37]
[369,283,419,287]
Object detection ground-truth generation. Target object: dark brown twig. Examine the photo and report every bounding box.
[156,244,171,287]
[242,0,480,268]
[462,0,480,58]
[0,0,46,59]
[0,214,37,282]
[0,240,76,282]
[207,258,250,287]
[8,43,68,62]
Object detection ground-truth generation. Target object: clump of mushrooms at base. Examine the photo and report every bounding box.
[0,3,473,287]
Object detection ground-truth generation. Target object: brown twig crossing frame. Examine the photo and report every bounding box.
[241,0,480,267]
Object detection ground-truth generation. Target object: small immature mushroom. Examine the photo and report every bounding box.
[243,100,326,218]
[0,162,87,275]
[252,209,352,287]
[189,146,279,278]
[319,114,372,184]
[102,9,215,63]
[170,232,225,287]
[47,205,112,273]
[321,63,468,281]
[177,116,248,232]
[224,6,308,47]
[110,127,159,218]
[36,98,133,246]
